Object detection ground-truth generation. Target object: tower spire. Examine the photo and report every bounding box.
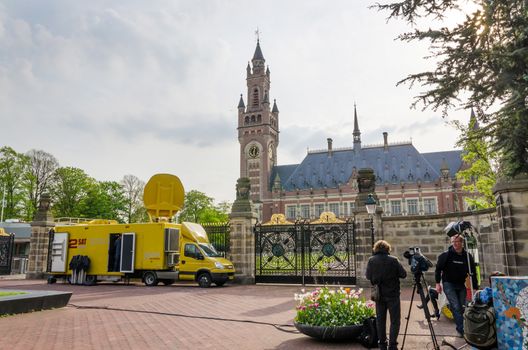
[353,103,361,150]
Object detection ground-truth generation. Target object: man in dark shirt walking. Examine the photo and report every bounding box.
[366,240,407,350]
[435,234,478,336]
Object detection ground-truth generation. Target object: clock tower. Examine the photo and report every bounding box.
[237,40,280,214]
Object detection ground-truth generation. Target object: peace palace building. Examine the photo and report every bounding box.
[237,41,466,222]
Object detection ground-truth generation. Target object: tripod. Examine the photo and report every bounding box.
[401,271,440,350]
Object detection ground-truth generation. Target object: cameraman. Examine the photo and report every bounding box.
[366,240,407,350]
[435,234,478,336]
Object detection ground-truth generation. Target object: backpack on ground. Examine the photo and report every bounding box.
[463,301,497,350]
[357,316,378,348]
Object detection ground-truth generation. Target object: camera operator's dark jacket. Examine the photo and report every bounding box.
[366,250,407,299]
[435,246,478,288]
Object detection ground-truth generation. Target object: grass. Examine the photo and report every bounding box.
[0,291,27,298]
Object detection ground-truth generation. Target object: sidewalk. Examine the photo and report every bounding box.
[0,278,467,349]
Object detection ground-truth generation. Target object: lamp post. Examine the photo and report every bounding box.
[365,193,376,249]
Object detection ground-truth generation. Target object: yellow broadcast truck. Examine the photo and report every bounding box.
[46,174,235,287]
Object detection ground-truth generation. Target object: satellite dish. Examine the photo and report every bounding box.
[143,174,185,222]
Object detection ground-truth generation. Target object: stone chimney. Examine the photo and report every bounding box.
[383,132,388,152]
[327,138,333,156]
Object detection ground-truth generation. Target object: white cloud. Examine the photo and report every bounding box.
[0,0,471,203]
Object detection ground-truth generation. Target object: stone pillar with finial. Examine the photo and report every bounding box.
[353,168,383,286]
[27,193,55,279]
[229,177,258,284]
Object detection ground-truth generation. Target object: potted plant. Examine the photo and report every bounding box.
[294,286,376,341]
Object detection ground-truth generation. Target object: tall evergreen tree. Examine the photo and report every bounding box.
[374,0,528,178]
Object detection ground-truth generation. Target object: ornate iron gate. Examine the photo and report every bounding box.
[202,222,230,258]
[0,233,15,275]
[254,218,357,284]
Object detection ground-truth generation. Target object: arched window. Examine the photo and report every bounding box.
[252,88,259,106]
[257,114,262,123]
[251,115,256,123]
[244,116,249,124]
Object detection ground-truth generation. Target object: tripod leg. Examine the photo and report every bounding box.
[400,283,416,350]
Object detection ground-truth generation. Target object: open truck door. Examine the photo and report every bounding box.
[50,232,69,273]
[120,232,135,273]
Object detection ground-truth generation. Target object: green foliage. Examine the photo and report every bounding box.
[0,147,29,220]
[81,181,127,222]
[121,174,146,223]
[0,146,229,223]
[373,0,528,178]
[179,190,229,223]
[453,117,497,209]
[22,149,58,221]
[294,286,375,326]
[51,167,93,218]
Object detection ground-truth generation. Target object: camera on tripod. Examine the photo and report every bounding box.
[403,247,433,274]
[401,247,441,350]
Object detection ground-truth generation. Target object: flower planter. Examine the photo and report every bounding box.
[294,321,363,341]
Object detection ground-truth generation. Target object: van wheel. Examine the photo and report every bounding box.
[84,275,97,286]
[144,272,159,286]
[197,273,212,288]
[215,281,226,287]
[47,276,57,284]
[162,279,175,286]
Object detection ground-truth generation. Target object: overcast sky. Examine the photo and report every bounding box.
[0,1,472,204]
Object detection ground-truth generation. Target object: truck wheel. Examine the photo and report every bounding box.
[144,272,159,286]
[84,275,97,286]
[215,281,226,287]
[197,273,212,288]
[47,276,57,284]
[162,279,175,286]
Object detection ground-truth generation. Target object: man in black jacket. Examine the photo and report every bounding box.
[435,234,478,336]
[366,240,407,350]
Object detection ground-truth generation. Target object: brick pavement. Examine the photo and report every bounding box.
[0,278,467,350]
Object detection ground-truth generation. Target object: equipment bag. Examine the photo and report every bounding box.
[463,302,497,350]
[358,316,378,348]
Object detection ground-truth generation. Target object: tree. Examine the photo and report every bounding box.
[51,167,93,218]
[121,174,146,223]
[0,147,29,220]
[23,149,59,220]
[81,181,127,221]
[453,113,498,209]
[178,190,228,223]
[374,0,528,178]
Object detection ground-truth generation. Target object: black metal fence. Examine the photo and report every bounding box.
[202,222,230,258]
[0,233,15,275]
[254,220,357,285]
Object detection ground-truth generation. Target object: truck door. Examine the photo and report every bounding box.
[120,233,135,273]
[50,232,69,273]
[180,243,204,279]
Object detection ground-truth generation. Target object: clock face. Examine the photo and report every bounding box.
[248,145,260,158]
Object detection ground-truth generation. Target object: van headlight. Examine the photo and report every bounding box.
[214,262,225,269]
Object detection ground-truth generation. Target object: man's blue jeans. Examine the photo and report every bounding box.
[443,281,467,334]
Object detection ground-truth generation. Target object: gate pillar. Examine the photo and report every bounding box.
[493,176,528,276]
[27,194,55,279]
[353,208,383,287]
[229,178,258,284]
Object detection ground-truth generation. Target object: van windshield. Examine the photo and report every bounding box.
[199,243,221,257]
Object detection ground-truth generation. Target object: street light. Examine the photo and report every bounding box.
[365,193,376,249]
